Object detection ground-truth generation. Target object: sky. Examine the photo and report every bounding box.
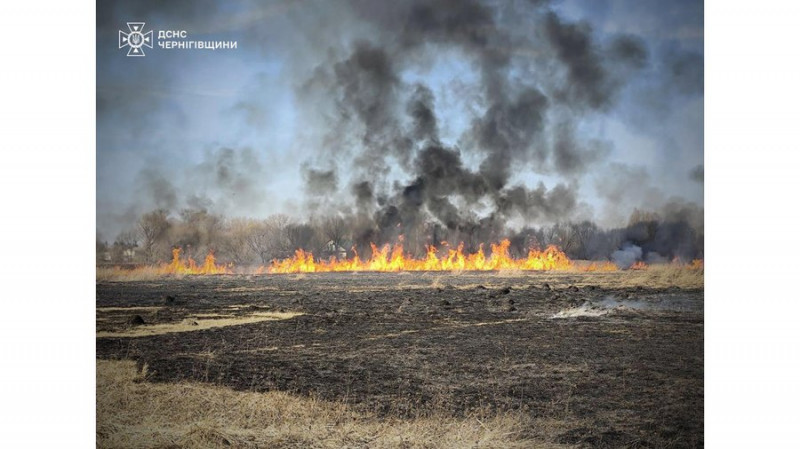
[96,0,703,242]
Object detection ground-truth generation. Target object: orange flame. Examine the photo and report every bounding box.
[102,245,705,277]
[159,248,231,275]
[266,239,575,273]
[671,257,704,270]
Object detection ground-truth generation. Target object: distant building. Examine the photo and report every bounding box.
[123,247,137,261]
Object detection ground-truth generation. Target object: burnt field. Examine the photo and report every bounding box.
[96,271,703,448]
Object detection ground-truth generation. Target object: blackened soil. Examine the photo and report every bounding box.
[97,272,703,448]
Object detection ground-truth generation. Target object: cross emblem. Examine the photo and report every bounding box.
[119,22,153,57]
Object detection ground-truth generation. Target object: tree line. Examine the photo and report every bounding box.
[97,207,703,266]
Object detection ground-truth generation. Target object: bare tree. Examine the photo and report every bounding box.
[138,209,171,263]
[245,214,292,264]
[244,223,272,264]
[96,231,109,264]
[173,208,224,259]
[115,228,140,248]
[322,216,349,249]
[540,224,559,248]
[571,221,598,259]
[287,223,317,251]
[221,218,258,265]
[541,223,581,256]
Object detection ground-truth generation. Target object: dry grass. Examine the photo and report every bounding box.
[97,360,550,448]
[494,268,525,278]
[96,312,303,338]
[98,265,702,290]
[96,306,165,313]
[96,266,174,282]
[613,264,704,289]
[489,265,703,290]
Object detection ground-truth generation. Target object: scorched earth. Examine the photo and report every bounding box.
[96,269,702,448]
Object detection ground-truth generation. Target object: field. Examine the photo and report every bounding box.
[96,268,703,448]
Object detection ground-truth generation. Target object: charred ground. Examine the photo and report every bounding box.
[97,272,702,448]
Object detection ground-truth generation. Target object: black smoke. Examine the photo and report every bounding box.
[690,164,704,183]
[303,166,339,195]
[272,0,704,261]
[97,0,703,263]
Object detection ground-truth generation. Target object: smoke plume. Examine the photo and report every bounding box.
[96,0,704,263]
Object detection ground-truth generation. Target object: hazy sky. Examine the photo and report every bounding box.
[97,0,703,241]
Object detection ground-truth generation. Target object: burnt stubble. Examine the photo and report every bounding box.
[97,272,702,447]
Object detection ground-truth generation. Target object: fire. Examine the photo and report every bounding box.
[266,239,574,274]
[159,248,231,275]
[688,259,704,270]
[100,244,705,277]
[671,257,704,270]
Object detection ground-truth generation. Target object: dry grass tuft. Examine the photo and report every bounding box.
[96,306,165,313]
[97,360,544,448]
[615,264,704,289]
[96,267,177,282]
[98,264,703,290]
[96,312,303,338]
[495,268,525,278]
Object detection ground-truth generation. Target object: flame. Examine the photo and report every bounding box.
[159,248,231,275]
[101,244,706,277]
[671,257,704,270]
[266,239,575,273]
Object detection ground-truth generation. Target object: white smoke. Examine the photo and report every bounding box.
[612,243,643,269]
